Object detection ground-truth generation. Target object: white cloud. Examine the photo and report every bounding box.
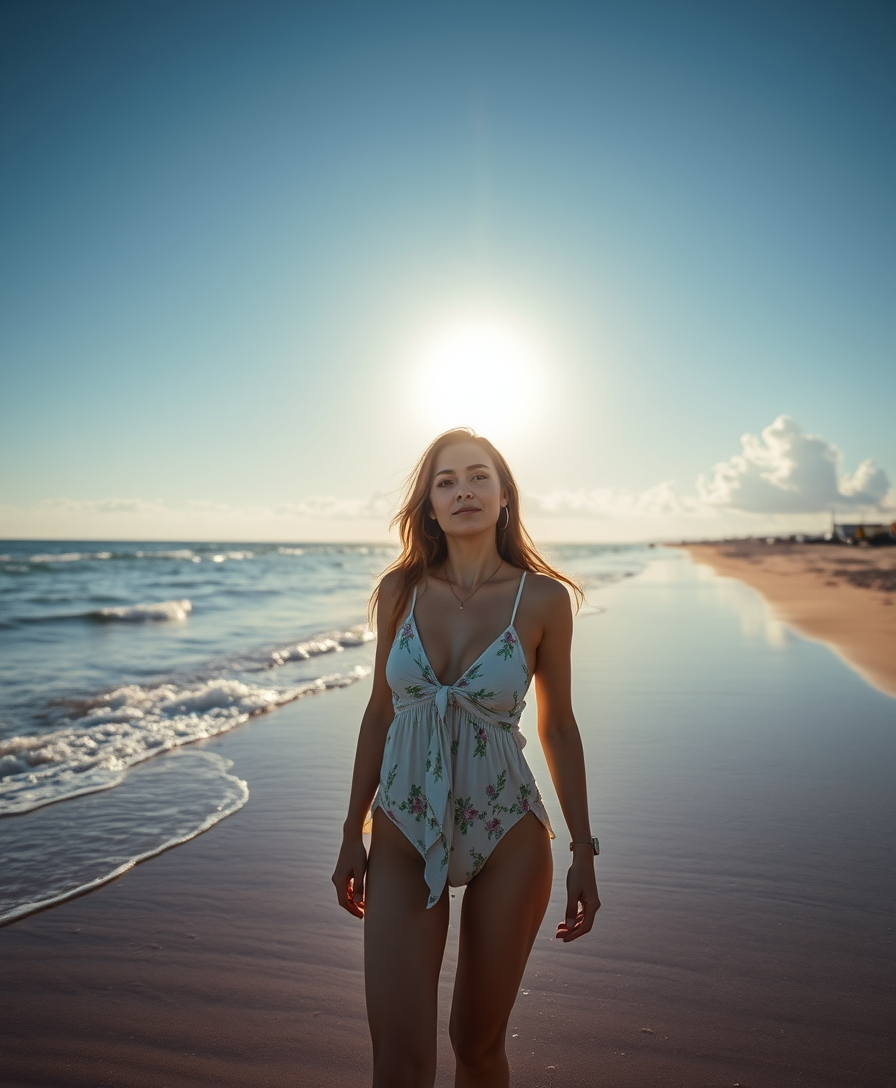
[525,481,698,519]
[0,494,398,542]
[696,415,892,514]
[274,492,395,520]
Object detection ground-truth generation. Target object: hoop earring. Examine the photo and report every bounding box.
[498,506,510,531]
[424,517,442,541]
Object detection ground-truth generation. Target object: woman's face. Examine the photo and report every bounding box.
[428,440,506,536]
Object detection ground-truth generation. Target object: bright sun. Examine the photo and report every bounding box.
[409,315,546,441]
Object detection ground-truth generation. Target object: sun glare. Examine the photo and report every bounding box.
[409,315,546,441]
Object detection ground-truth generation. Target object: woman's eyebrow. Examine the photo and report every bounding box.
[434,463,490,478]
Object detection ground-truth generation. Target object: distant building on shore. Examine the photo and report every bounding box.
[831,520,896,545]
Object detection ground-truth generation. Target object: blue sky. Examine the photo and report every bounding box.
[1,0,893,540]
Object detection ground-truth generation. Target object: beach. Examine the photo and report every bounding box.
[681,540,896,698]
[2,550,895,1086]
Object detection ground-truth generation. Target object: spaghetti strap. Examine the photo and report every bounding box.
[510,571,526,625]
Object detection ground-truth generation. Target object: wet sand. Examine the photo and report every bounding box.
[681,540,896,698]
[2,553,894,1087]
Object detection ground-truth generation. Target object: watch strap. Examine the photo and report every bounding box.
[569,836,600,856]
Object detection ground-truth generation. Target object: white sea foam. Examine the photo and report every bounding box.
[28,551,113,563]
[277,547,305,556]
[134,549,198,561]
[0,664,370,815]
[92,599,193,622]
[0,749,248,925]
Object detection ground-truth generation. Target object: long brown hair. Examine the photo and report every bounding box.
[370,427,583,640]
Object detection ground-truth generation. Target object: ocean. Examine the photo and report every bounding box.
[0,540,650,925]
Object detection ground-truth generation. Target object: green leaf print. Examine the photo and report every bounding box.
[485,769,507,807]
[398,621,415,652]
[456,663,483,688]
[496,630,518,660]
[507,783,533,817]
[425,748,444,782]
[384,764,398,793]
[472,721,489,758]
[466,849,487,881]
[464,688,497,715]
[413,654,436,684]
[454,796,482,835]
[398,783,429,822]
[405,684,427,698]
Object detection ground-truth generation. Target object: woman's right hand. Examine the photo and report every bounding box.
[332,835,368,919]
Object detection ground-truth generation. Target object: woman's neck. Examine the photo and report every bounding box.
[440,535,504,592]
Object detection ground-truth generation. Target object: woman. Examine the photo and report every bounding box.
[332,427,600,1087]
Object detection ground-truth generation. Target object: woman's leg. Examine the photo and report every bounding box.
[364,809,450,1088]
[449,812,553,1087]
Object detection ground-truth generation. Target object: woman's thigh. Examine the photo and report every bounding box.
[449,812,553,1061]
[364,809,450,1082]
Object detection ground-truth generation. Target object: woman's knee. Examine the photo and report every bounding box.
[448,1015,505,1072]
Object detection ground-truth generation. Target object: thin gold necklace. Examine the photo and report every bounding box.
[442,559,504,610]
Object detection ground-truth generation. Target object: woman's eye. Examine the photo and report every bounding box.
[437,479,454,487]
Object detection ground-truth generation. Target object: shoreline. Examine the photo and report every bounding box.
[676,540,896,698]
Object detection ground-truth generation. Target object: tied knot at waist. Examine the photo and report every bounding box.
[435,684,452,723]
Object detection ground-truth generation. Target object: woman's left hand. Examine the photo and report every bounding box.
[556,856,600,942]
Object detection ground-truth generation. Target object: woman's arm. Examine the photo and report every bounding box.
[331,577,397,918]
[533,579,601,942]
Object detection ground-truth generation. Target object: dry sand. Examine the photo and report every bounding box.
[680,541,896,698]
[2,554,894,1087]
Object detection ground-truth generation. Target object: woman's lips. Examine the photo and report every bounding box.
[453,506,481,515]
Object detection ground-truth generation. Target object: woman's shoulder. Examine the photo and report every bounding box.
[521,570,574,613]
[378,568,402,591]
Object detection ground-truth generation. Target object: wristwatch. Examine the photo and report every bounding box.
[569,836,600,856]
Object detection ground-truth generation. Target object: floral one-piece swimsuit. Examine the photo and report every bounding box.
[370,570,554,908]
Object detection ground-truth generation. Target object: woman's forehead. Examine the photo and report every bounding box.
[432,441,495,475]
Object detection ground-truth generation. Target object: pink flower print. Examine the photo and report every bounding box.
[497,630,517,660]
[410,795,426,816]
[485,817,504,840]
[485,783,495,799]
[454,795,481,834]
[398,622,414,651]
[521,797,530,813]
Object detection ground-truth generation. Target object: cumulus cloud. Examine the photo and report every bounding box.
[697,415,891,514]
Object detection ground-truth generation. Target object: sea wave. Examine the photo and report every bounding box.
[0,664,370,815]
[26,551,113,563]
[0,749,248,926]
[90,599,193,622]
[134,548,199,561]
